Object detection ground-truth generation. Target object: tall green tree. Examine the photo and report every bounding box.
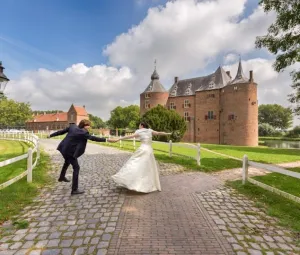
[107,105,140,129]
[141,105,187,142]
[33,110,63,114]
[258,104,293,130]
[88,114,106,129]
[0,98,32,128]
[255,0,300,115]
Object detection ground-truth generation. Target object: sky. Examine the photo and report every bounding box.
[1,0,299,125]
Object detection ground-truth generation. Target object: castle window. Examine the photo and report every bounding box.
[71,114,74,121]
[208,94,215,98]
[208,81,215,89]
[184,99,190,108]
[184,83,193,95]
[228,114,236,120]
[145,93,150,98]
[206,111,216,120]
[170,102,176,110]
[234,86,238,91]
[145,100,150,109]
[184,112,189,122]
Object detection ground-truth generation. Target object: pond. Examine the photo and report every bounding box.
[262,140,300,149]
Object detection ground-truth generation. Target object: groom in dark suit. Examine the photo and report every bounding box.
[48,119,107,195]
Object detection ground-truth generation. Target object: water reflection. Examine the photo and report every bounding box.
[263,140,300,149]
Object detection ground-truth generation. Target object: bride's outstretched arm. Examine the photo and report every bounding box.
[152,130,172,136]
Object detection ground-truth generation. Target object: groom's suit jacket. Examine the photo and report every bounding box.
[50,123,106,158]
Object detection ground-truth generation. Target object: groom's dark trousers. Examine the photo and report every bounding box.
[50,123,106,192]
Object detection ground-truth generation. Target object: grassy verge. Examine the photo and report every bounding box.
[259,137,300,141]
[202,144,300,164]
[0,140,38,184]
[0,140,53,226]
[228,180,300,234]
[252,167,300,197]
[0,151,52,225]
[96,140,241,172]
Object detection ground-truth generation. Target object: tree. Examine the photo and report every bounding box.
[285,125,300,138]
[255,0,300,115]
[258,104,293,130]
[88,114,106,129]
[33,110,63,114]
[141,105,187,142]
[107,105,140,130]
[259,123,277,137]
[0,98,32,128]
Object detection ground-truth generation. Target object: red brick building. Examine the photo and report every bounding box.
[26,104,89,132]
[140,60,258,146]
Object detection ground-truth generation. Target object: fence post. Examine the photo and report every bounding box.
[169,140,172,157]
[119,135,122,148]
[27,148,33,183]
[37,140,40,159]
[133,137,136,150]
[197,143,201,166]
[242,155,249,185]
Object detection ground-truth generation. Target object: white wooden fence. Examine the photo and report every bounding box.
[0,131,40,190]
[105,136,201,166]
[242,155,300,203]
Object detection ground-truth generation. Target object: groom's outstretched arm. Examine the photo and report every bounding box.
[85,133,106,142]
[49,127,69,138]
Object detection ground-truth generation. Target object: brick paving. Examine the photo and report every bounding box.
[0,140,130,255]
[0,140,299,255]
[196,187,300,255]
[108,173,233,255]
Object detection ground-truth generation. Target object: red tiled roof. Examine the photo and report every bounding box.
[74,106,88,116]
[27,112,68,123]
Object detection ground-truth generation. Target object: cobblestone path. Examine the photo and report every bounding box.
[0,140,299,255]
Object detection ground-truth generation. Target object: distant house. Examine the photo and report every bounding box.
[26,104,88,132]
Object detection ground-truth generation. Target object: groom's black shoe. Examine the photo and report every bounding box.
[58,177,70,182]
[71,189,85,195]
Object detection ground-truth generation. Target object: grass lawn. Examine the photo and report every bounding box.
[252,167,300,197]
[97,140,241,172]
[259,137,300,141]
[97,139,300,171]
[228,178,300,234]
[0,140,38,184]
[202,144,300,164]
[0,141,52,225]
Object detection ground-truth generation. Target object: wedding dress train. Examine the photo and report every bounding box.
[111,128,161,193]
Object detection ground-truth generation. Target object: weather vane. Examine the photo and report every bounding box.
[154,59,157,70]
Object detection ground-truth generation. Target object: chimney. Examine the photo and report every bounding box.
[226,71,231,78]
[83,105,85,108]
[249,70,254,82]
[174,77,178,83]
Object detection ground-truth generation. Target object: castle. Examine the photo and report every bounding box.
[140,59,258,146]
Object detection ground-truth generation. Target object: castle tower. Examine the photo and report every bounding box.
[220,59,258,146]
[140,62,169,116]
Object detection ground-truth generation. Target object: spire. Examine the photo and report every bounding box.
[231,56,248,84]
[151,59,160,80]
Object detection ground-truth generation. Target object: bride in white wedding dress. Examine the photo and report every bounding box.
[111,122,171,193]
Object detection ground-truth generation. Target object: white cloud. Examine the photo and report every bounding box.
[7,0,299,126]
[6,64,136,120]
[104,0,275,78]
[224,53,239,64]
